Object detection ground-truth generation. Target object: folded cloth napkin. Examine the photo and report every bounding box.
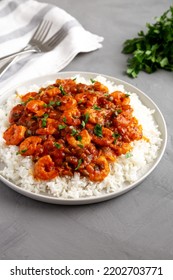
[0,0,103,92]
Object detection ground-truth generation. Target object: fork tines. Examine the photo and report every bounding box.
[31,20,53,43]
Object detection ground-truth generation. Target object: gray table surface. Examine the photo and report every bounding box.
[0,0,173,260]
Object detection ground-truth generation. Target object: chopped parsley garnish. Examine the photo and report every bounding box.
[77,144,84,149]
[94,124,102,137]
[71,128,78,136]
[16,149,27,155]
[81,120,86,128]
[81,112,90,128]
[55,100,61,106]
[113,132,120,144]
[58,124,66,130]
[114,109,122,116]
[90,78,96,83]
[59,85,67,95]
[43,100,57,107]
[41,113,49,127]
[93,104,101,110]
[84,112,89,124]
[113,132,120,138]
[48,100,56,107]
[112,132,120,139]
[76,135,82,142]
[125,152,133,158]
[54,142,61,149]
[75,158,83,170]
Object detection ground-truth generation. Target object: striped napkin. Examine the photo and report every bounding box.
[0,0,103,92]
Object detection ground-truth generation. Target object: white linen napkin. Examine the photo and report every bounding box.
[0,0,103,92]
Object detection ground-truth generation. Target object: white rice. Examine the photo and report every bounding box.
[0,75,162,199]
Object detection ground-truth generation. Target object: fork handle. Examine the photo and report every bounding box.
[0,57,17,78]
[0,47,39,62]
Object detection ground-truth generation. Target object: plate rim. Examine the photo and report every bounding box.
[0,71,167,205]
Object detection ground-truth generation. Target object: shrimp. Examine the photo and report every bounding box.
[110,91,130,106]
[44,87,61,97]
[55,78,76,87]
[116,117,143,142]
[39,87,61,103]
[74,93,97,107]
[34,155,58,180]
[3,124,26,145]
[93,81,109,93]
[59,95,77,111]
[66,129,91,148]
[26,100,47,116]
[113,113,131,128]
[111,141,132,156]
[19,136,42,156]
[92,127,114,146]
[55,79,77,96]
[83,108,106,125]
[9,104,24,123]
[20,91,38,103]
[60,108,81,126]
[101,147,116,162]
[43,139,65,165]
[36,118,59,135]
[86,156,110,181]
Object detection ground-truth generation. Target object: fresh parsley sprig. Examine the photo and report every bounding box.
[122,6,173,77]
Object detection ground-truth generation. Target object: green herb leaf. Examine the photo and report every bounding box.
[41,113,49,128]
[16,149,28,155]
[55,101,61,106]
[71,128,78,136]
[125,152,133,158]
[112,132,120,143]
[47,100,56,107]
[113,132,120,139]
[82,112,90,128]
[54,142,61,149]
[75,158,83,170]
[59,85,67,95]
[94,124,102,137]
[58,124,66,130]
[84,112,89,124]
[81,120,86,128]
[122,6,173,77]
[93,104,101,110]
[76,135,82,142]
[114,109,122,116]
[77,144,84,148]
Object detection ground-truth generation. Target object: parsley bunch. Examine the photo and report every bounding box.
[122,6,173,78]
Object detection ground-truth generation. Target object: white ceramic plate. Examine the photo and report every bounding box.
[0,72,167,205]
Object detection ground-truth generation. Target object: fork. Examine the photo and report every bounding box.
[0,19,71,78]
[0,20,54,62]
